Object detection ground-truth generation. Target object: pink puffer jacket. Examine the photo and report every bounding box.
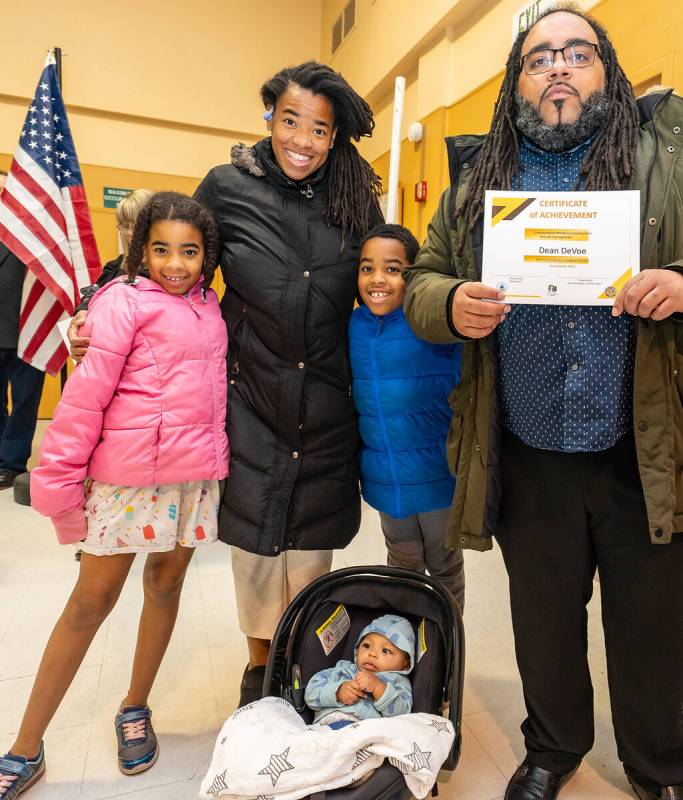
[31,276,229,544]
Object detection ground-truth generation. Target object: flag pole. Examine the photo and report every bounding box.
[53,47,62,87]
[386,76,405,224]
[53,47,69,393]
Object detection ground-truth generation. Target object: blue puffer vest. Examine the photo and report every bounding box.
[349,304,461,519]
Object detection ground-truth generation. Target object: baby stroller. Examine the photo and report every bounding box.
[262,565,465,800]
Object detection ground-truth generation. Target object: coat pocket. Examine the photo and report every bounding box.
[228,314,250,385]
[151,421,161,463]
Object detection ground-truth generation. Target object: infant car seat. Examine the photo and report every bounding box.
[262,565,465,800]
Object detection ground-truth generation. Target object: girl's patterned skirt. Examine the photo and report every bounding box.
[79,479,220,556]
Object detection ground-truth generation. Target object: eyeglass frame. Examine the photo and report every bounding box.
[520,41,601,75]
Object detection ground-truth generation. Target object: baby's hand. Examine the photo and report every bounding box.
[354,671,385,699]
[336,680,365,706]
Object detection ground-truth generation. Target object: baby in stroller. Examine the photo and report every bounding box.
[305,614,414,728]
[200,567,462,800]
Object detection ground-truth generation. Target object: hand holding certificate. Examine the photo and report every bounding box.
[482,189,640,305]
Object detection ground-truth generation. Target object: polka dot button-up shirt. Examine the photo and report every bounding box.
[497,137,636,453]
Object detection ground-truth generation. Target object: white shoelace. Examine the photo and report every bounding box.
[122,719,147,742]
[0,772,18,795]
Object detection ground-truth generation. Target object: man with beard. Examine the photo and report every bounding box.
[404,8,682,800]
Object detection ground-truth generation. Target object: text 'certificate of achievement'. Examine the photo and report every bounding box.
[482,189,640,305]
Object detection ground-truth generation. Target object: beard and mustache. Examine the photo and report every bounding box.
[515,86,609,152]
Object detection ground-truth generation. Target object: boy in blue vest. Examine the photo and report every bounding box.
[349,224,464,611]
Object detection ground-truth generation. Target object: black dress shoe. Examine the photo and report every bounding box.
[238,664,266,708]
[0,468,21,489]
[627,774,683,800]
[505,761,578,800]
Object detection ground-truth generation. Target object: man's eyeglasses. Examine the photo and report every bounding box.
[521,43,600,75]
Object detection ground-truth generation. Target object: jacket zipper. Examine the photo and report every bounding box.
[272,188,312,551]
[188,293,221,471]
[370,316,401,515]
[185,293,200,317]
[279,167,314,200]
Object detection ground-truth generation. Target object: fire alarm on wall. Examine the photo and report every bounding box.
[415,181,428,202]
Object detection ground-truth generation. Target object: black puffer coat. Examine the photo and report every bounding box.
[195,139,369,556]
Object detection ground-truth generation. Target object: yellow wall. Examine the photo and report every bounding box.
[1,0,322,178]
[367,0,682,244]
[322,0,511,103]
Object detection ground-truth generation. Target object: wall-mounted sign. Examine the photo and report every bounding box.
[103,186,132,209]
[512,0,555,41]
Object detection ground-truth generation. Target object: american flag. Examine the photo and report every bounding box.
[0,51,100,375]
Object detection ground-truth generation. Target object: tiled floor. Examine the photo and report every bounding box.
[0,432,633,799]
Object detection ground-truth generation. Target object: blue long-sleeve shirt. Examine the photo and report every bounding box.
[304,659,413,724]
[496,137,636,452]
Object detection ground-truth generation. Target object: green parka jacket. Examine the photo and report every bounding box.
[404,90,683,552]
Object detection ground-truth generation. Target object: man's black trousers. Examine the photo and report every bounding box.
[0,348,45,473]
[495,430,683,787]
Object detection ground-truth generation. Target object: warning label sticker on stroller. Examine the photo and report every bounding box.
[316,604,351,656]
[417,618,428,662]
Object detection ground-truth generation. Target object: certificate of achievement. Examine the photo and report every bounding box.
[482,189,640,305]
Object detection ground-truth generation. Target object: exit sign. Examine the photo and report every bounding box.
[512,0,555,40]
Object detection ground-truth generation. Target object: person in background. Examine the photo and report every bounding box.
[0,169,45,490]
[69,188,153,358]
[348,224,464,612]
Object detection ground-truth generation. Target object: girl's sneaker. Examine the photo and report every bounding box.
[115,704,158,775]
[0,743,45,798]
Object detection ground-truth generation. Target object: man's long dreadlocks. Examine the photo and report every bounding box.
[261,62,382,246]
[456,5,639,246]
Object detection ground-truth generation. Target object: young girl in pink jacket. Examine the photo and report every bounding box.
[0,193,228,796]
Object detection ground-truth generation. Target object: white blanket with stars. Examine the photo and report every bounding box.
[199,697,455,799]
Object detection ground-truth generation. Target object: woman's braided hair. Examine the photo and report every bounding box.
[261,61,382,245]
[127,191,219,291]
[456,5,639,246]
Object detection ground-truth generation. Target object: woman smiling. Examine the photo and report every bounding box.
[194,61,383,706]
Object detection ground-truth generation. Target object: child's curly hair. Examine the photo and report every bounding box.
[360,223,420,263]
[126,191,219,291]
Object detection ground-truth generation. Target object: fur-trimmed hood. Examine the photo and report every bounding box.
[230,142,265,177]
[230,137,328,196]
